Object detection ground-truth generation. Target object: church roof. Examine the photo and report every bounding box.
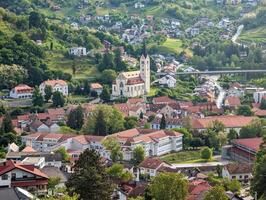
[127,77,144,85]
[121,71,140,79]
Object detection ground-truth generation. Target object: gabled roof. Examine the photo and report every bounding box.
[225,96,241,107]
[47,108,65,116]
[139,157,165,169]
[42,79,67,87]
[232,137,263,152]
[22,146,36,153]
[0,160,48,179]
[152,96,177,104]
[12,84,33,93]
[225,163,253,174]
[192,115,256,129]
[90,83,103,89]
[127,98,144,105]
[72,135,104,145]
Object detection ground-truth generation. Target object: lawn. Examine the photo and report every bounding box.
[238,26,266,43]
[153,38,193,57]
[160,149,217,164]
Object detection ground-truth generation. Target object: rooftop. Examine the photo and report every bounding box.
[232,137,263,152]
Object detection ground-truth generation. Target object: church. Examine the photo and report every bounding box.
[112,48,150,98]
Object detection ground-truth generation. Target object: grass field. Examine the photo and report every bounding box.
[160,149,217,164]
[239,26,266,43]
[153,38,193,56]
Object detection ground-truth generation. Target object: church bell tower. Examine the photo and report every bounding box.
[140,41,150,94]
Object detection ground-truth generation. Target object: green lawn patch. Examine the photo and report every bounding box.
[160,149,217,164]
[239,26,266,43]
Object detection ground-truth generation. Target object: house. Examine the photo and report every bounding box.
[224,96,241,109]
[112,50,150,98]
[253,91,266,103]
[222,163,253,181]
[116,183,148,200]
[0,160,48,193]
[187,179,211,200]
[90,83,103,96]
[192,115,256,133]
[111,128,183,160]
[10,84,33,99]
[134,2,145,8]
[39,79,68,96]
[152,96,177,104]
[186,28,200,37]
[151,117,182,130]
[139,157,169,177]
[156,75,177,88]
[218,18,231,28]
[127,98,144,105]
[28,119,60,133]
[69,47,86,56]
[21,157,45,169]
[223,137,263,163]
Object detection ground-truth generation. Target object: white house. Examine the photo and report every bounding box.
[111,128,183,161]
[156,74,176,88]
[222,163,253,181]
[218,18,231,28]
[39,79,68,96]
[151,117,182,130]
[134,2,145,8]
[9,84,33,99]
[69,47,87,56]
[90,83,103,96]
[139,157,169,177]
[253,91,266,103]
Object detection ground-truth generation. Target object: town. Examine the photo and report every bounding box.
[0,0,266,200]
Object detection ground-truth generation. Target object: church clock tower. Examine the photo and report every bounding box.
[140,42,150,94]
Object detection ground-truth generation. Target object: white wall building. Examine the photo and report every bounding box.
[222,163,252,181]
[112,52,150,98]
[253,91,266,103]
[10,84,33,99]
[39,79,68,96]
[69,47,87,56]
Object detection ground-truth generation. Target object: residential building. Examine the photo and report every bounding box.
[222,163,253,181]
[224,96,241,109]
[139,157,169,177]
[155,74,177,88]
[152,96,177,104]
[222,137,263,163]
[39,79,68,96]
[187,179,211,200]
[112,50,150,98]
[0,160,48,192]
[151,117,182,130]
[192,115,256,133]
[69,47,87,56]
[111,128,183,160]
[90,83,103,95]
[253,91,266,103]
[9,84,33,99]
[134,2,145,8]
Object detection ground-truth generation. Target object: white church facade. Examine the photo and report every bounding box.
[112,51,150,98]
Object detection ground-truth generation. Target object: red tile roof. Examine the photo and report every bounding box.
[13,84,33,93]
[139,157,165,169]
[22,146,37,153]
[47,108,65,116]
[90,83,103,89]
[152,96,177,104]
[127,77,144,85]
[187,180,210,200]
[232,137,263,152]
[43,79,67,87]
[225,96,241,107]
[224,163,253,174]
[127,98,144,105]
[192,115,256,129]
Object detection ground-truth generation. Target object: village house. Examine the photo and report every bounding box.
[151,117,182,130]
[111,128,183,161]
[112,50,150,98]
[224,96,241,110]
[9,84,33,99]
[134,2,145,9]
[192,115,256,133]
[187,179,211,200]
[222,137,262,163]
[39,79,68,96]
[0,160,48,193]
[69,47,87,56]
[222,163,253,181]
[155,74,177,88]
[90,83,103,96]
[139,157,169,177]
[152,96,177,105]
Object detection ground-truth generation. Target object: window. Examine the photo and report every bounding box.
[232,176,236,179]
[1,174,8,180]
[239,175,242,179]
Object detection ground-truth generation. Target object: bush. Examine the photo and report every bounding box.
[201,147,212,160]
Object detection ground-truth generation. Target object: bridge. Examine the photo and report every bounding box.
[157,69,266,76]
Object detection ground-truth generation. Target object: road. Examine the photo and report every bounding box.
[232,24,244,46]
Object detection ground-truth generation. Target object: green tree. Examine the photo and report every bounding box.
[114,48,126,71]
[106,163,133,182]
[1,113,13,133]
[237,105,253,116]
[100,85,110,102]
[201,147,212,160]
[83,105,124,135]
[100,69,116,85]
[209,120,225,133]
[227,129,238,143]
[149,172,188,200]
[124,116,138,129]
[260,98,266,110]
[203,186,228,200]
[48,176,60,195]
[55,147,69,162]
[66,149,113,200]
[160,114,166,129]
[102,137,123,162]
[99,52,115,71]
[32,87,44,107]
[44,85,53,102]
[240,119,264,138]
[225,179,241,193]
[52,91,65,107]
[132,145,145,166]
[0,104,6,116]
[67,106,84,130]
